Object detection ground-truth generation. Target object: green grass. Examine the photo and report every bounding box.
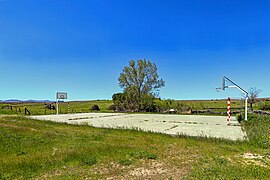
[1,99,268,116]
[0,115,269,179]
[0,100,114,115]
[243,114,270,148]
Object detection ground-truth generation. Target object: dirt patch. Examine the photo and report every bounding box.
[105,160,189,179]
[242,153,264,159]
[236,153,270,168]
[38,160,189,179]
[128,161,176,177]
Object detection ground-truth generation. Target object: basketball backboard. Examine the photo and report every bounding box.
[56,92,67,100]
[222,76,225,91]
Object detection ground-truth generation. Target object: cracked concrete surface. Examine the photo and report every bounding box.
[31,113,246,140]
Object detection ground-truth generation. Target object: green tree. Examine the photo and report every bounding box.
[118,59,165,111]
[112,93,124,111]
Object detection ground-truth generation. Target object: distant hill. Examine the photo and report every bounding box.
[26,100,54,103]
[4,99,21,103]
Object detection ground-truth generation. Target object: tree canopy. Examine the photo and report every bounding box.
[116,59,165,111]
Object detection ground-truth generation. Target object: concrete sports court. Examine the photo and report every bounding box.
[31,113,246,141]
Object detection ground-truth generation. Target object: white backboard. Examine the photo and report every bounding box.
[56,92,67,99]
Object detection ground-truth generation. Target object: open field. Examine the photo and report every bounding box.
[1,99,269,116]
[32,113,245,140]
[0,115,269,179]
[0,100,114,115]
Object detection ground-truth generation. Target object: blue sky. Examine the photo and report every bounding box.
[0,0,269,100]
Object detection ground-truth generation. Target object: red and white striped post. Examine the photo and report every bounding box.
[227,97,231,125]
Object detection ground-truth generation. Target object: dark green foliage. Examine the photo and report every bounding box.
[90,105,100,111]
[107,104,116,111]
[112,93,126,111]
[80,156,97,166]
[237,113,244,123]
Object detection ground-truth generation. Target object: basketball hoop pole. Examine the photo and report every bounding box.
[56,100,59,115]
[245,97,248,121]
[228,85,248,121]
[217,76,248,121]
[56,92,68,115]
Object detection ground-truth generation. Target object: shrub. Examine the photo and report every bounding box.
[236,113,244,123]
[90,105,100,111]
[107,104,116,111]
[45,104,56,110]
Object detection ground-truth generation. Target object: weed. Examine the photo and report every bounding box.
[119,159,132,166]
[81,156,97,166]
[130,151,157,160]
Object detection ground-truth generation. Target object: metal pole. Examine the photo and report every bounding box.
[56,100,59,115]
[227,97,231,125]
[245,96,248,120]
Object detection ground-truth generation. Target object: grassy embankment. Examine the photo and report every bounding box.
[0,114,269,179]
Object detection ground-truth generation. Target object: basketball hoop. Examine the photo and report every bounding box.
[216,76,248,121]
[216,87,223,92]
[56,92,68,115]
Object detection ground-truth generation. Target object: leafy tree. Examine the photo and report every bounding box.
[247,87,261,110]
[112,93,126,111]
[118,59,165,111]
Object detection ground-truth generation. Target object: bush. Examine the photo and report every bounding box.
[90,105,100,111]
[236,113,244,123]
[107,104,116,111]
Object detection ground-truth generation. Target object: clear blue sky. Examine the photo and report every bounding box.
[0,0,269,101]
